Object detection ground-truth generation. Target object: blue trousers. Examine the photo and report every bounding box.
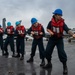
[4,37,15,53]
[45,38,67,63]
[30,38,45,60]
[16,37,25,55]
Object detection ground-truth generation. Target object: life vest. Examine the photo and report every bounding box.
[51,18,64,38]
[16,25,25,37]
[32,23,43,39]
[0,28,4,37]
[6,26,14,34]
[0,28,4,33]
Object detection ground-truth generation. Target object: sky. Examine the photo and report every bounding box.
[0,0,75,31]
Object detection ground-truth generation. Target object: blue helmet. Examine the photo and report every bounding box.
[15,21,20,26]
[7,22,11,26]
[31,18,38,25]
[53,9,63,16]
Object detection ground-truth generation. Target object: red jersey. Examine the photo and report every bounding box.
[16,25,26,37]
[32,23,43,39]
[6,26,14,34]
[51,18,64,38]
[0,28,4,34]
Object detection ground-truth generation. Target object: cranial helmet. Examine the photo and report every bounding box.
[53,9,63,16]
[7,22,11,26]
[31,18,38,25]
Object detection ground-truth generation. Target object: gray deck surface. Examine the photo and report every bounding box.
[0,38,75,75]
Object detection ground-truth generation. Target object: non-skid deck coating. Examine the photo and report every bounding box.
[0,38,75,75]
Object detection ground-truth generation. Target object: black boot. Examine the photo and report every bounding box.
[63,63,68,74]
[20,56,24,60]
[27,57,33,63]
[12,52,15,57]
[2,50,4,56]
[20,54,24,60]
[15,53,20,58]
[3,52,9,56]
[43,61,52,69]
[40,59,45,67]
